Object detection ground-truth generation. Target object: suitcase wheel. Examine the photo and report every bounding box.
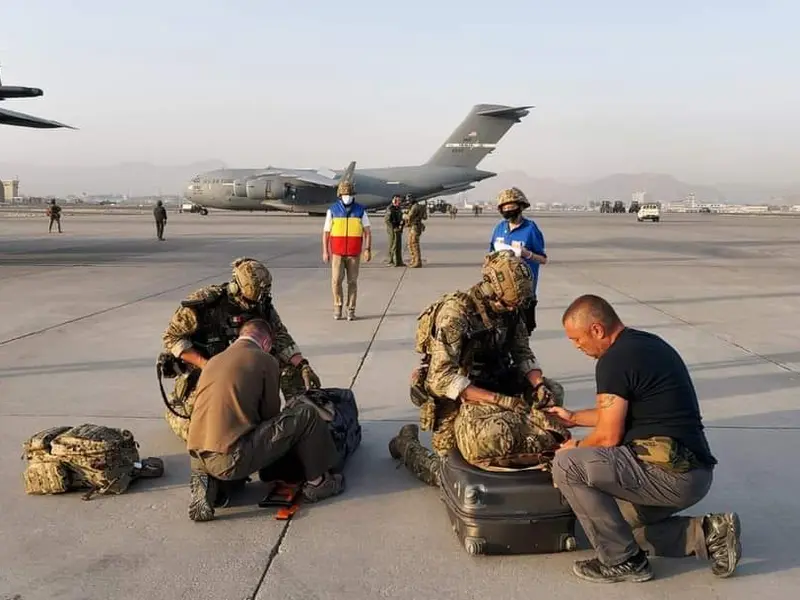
[464,536,486,555]
[562,535,578,552]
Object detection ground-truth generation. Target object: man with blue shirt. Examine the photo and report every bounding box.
[488,187,547,334]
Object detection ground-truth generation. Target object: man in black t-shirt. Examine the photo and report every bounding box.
[547,294,741,584]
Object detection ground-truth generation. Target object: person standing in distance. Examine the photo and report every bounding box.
[322,180,372,321]
[384,194,405,267]
[403,194,427,268]
[153,200,168,240]
[546,294,740,584]
[488,188,546,335]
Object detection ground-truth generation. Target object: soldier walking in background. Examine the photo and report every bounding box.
[153,200,168,240]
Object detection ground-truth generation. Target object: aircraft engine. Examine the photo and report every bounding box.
[233,179,248,197]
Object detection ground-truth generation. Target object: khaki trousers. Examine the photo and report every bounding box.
[331,254,360,309]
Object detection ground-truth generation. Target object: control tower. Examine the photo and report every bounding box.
[0,178,20,202]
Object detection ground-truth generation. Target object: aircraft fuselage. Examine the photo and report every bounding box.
[185,165,496,215]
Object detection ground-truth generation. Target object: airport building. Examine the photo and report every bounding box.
[0,178,20,201]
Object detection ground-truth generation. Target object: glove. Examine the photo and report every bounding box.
[530,382,556,409]
[363,248,372,262]
[300,361,321,390]
[494,393,529,415]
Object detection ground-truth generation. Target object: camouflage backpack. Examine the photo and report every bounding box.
[22,424,163,500]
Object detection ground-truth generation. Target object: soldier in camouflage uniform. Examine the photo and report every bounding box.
[388,250,570,486]
[403,194,427,267]
[160,257,321,442]
[46,199,62,233]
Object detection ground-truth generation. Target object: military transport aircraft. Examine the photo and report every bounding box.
[0,66,76,129]
[182,103,531,216]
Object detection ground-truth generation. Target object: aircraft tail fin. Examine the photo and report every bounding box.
[425,104,532,169]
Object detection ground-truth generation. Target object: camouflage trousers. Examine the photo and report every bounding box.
[164,372,198,443]
[407,228,422,267]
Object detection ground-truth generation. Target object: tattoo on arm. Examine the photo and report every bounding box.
[598,393,617,409]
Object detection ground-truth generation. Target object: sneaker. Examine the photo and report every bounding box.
[301,472,345,503]
[704,512,741,577]
[572,549,653,583]
[347,309,355,321]
[188,471,220,522]
[333,307,342,320]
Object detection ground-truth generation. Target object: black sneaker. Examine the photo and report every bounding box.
[704,512,741,577]
[572,549,653,583]
[188,471,219,522]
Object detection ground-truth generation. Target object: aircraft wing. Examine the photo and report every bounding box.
[0,106,76,129]
[414,182,477,201]
[258,161,356,189]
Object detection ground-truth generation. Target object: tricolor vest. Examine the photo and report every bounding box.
[329,201,365,256]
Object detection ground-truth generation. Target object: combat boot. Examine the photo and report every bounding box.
[388,424,420,459]
[188,471,220,522]
[703,512,741,577]
[388,424,441,487]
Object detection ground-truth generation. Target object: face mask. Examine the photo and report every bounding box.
[501,208,521,221]
[341,195,353,205]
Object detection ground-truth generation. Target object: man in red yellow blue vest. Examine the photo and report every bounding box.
[322,180,372,321]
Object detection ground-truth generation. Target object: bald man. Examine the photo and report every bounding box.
[186,318,344,522]
[546,294,740,583]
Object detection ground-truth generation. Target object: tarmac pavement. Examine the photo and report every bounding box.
[1,209,798,599]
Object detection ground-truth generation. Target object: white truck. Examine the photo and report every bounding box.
[637,202,661,222]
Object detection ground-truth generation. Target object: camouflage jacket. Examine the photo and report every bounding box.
[161,283,301,368]
[420,288,539,401]
[404,203,427,231]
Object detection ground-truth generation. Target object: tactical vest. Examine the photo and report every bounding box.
[182,284,271,359]
[414,290,517,374]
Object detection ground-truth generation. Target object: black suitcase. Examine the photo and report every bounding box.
[438,448,578,556]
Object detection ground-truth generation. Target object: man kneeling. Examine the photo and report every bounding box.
[186,318,344,521]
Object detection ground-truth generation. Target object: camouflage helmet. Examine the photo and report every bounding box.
[337,180,354,196]
[481,250,534,309]
[229,257,272,302]
[496,187,530,209]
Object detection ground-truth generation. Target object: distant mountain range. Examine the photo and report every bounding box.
[1,160,798,204]
[473,171,800,205]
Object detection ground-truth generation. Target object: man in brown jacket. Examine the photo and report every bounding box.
[186,318,344,522]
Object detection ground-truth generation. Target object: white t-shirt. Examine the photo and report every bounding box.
[323,206,371,232]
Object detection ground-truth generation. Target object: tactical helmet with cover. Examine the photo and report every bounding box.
[496,187,530,209]
[228,257,272,306]
[337,180,354,197]
[481,250,534,312]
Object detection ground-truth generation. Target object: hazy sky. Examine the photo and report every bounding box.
[1,1,798,184]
